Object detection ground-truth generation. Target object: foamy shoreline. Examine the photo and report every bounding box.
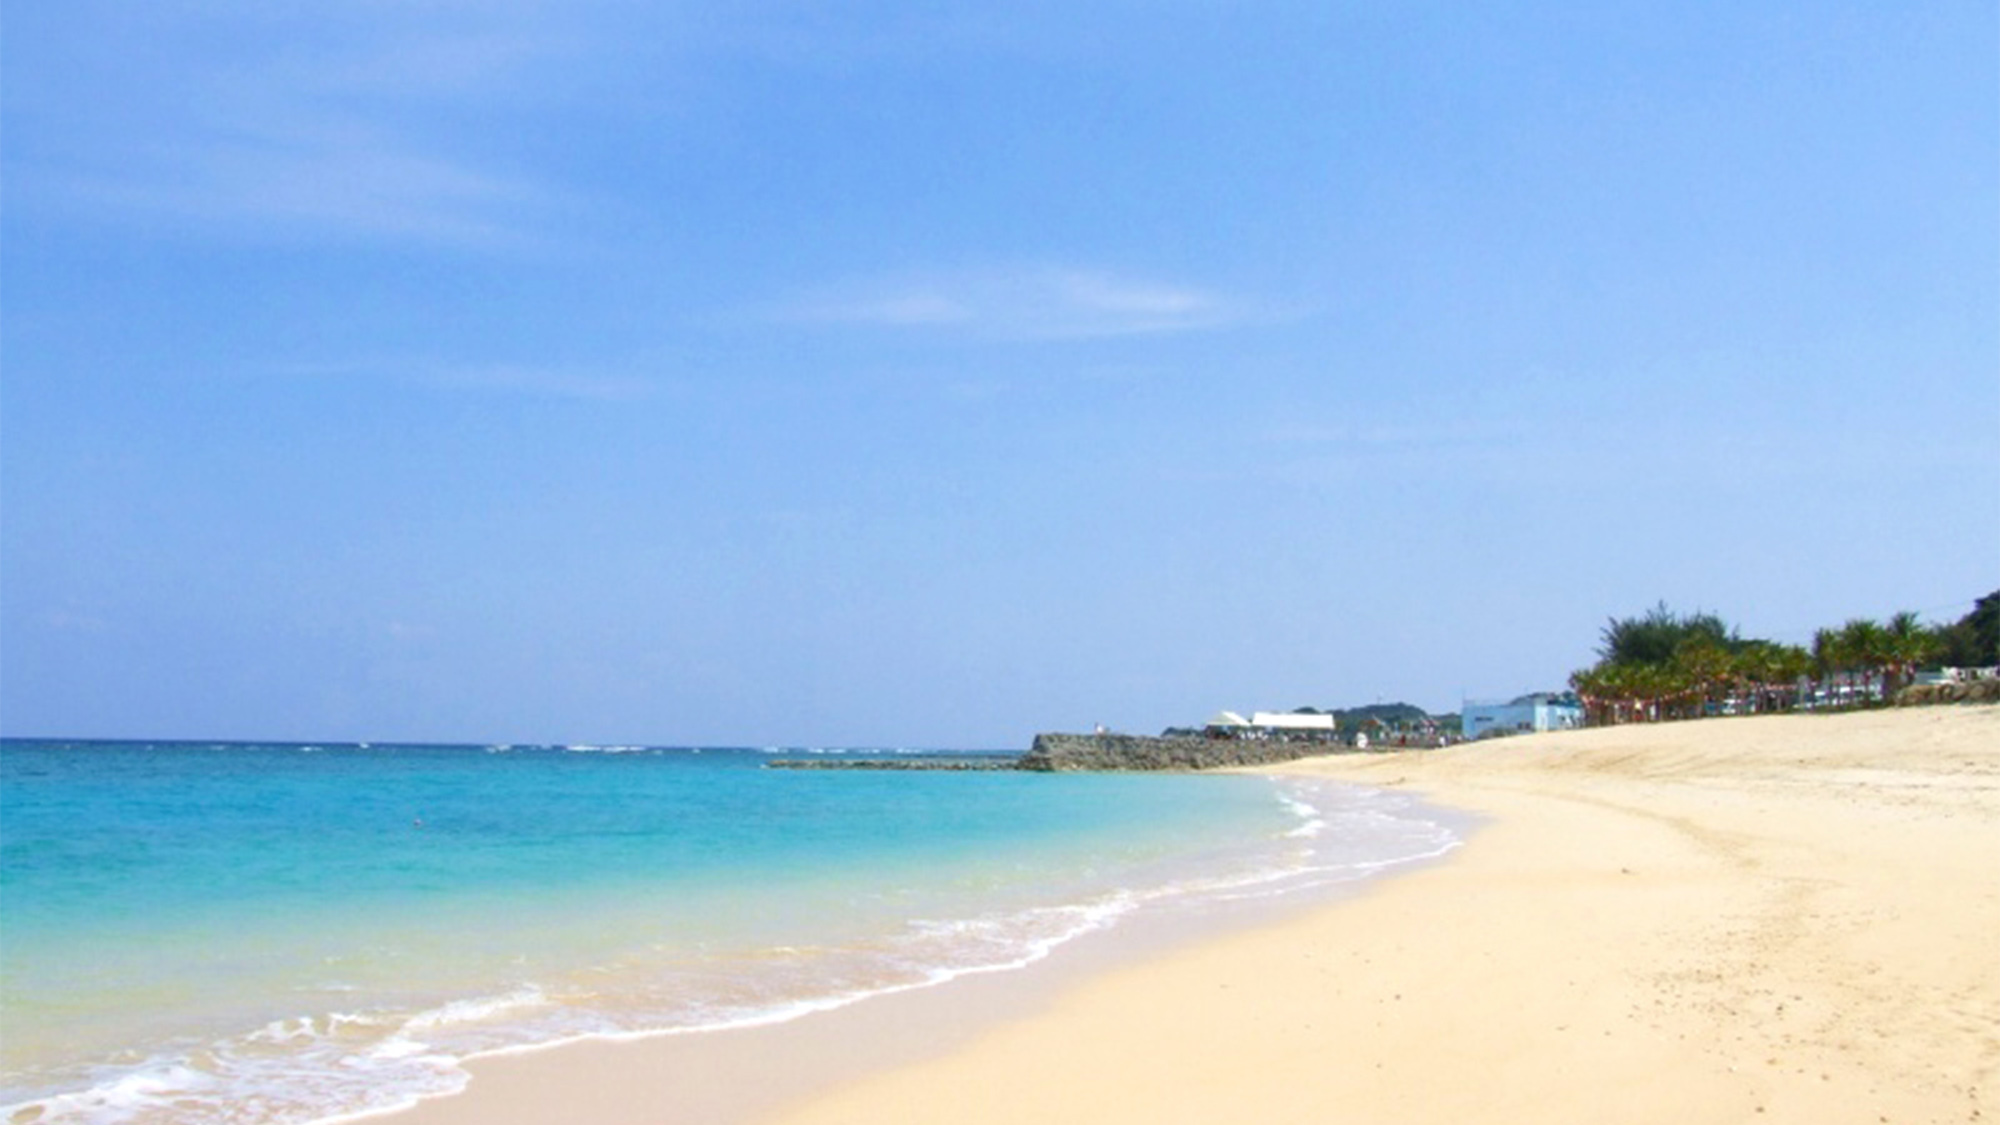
[370,782,1469,1125]
[386,706,1999,1125]
[13,749,1423,1124]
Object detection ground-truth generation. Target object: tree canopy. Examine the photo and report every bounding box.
[1936,590,2000,668]
[1569,591,1993,724]
[1596,602,1742,666]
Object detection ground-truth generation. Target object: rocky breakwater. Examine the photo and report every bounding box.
[1017,732,1337,772]
[1895,678,2000,706]
[765,756,1021,770]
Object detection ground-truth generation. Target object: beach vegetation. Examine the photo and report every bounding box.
[1595,602,1741,667]
[1935,590,2000,668]
[1568,593,1997,726]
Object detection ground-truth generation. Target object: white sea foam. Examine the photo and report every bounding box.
[18,1065,217,1119]
[392,986,550,1036]
[1279,790,1328,838]
[249,1017,318,1045]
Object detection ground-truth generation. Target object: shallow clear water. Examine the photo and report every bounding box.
[0,739,1461,1124]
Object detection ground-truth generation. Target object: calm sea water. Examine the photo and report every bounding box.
[0,739,1461,1124]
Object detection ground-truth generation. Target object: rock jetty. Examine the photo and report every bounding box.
[1895,678,2000,706]
[1016,732,1337,772]
[763,756,1020,771]
[762,734,1349,772]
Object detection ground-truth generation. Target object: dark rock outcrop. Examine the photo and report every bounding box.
[1894,679,2000,706]
[764,735,1357,773]
[1017,733,1338,772]
[765,757,1021,770]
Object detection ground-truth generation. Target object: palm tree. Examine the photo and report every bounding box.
[1574,599,1979,720]
[1818,618,1893,706]
[1569,665,1610,725]
[1768,643,1813,710]
[1811,625,1846,676]
[1572,661,1660,725]
[1881,611,1942,699]
[1672,638,1734,716]
[1728,641,1801,713]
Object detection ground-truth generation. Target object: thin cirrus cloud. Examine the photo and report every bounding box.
[788,266,1274,341]
[18,12,566,249]
[78,120,555,248]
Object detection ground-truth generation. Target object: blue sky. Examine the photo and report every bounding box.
[3,2,1995,748]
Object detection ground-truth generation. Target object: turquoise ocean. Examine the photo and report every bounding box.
[0,739,1463,1124]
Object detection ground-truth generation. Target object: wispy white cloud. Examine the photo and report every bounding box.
[787,265,1272,341]
[15,7,570,248]
[299,26,552,100]
[72,118,554,248]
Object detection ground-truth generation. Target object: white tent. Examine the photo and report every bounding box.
[1251,711,1336,732]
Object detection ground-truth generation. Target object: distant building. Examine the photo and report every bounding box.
[1461,692,1583,740]
[1250,711,1336,735]
[1203,710,1338,740]
[1203,711,1253,736]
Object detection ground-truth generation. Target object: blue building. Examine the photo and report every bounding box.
[1461,692,1583,740]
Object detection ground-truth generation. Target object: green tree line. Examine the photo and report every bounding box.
[1568,590,1998,724]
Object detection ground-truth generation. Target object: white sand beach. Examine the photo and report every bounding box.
[392,705,1999,1125]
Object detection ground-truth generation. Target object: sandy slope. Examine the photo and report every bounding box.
[765,706,1999,1125]
[390,706,1998,1125]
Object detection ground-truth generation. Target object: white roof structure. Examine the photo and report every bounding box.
[1205,710,1252,728]
[1251,711,1336,731]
